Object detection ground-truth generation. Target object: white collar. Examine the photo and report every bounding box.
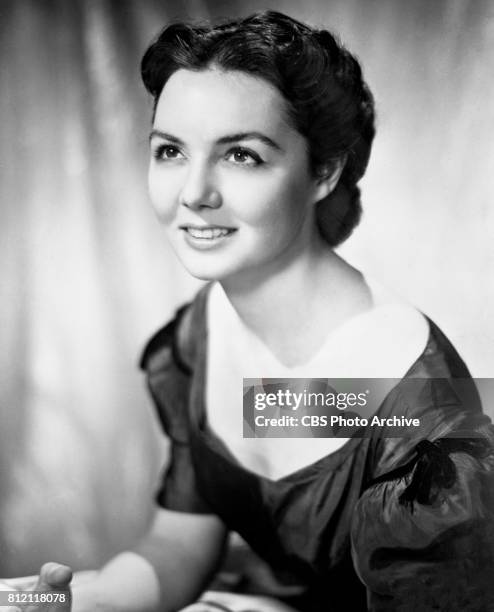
[207,276,429,379]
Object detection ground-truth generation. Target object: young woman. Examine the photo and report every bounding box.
[23,10,494,612]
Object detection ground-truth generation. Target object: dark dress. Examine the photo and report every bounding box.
[140,285,494,612]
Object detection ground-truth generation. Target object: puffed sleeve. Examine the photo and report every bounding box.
[351,411,494,610]
[140,306,213,514]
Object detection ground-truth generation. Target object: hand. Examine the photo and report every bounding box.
[26,563,72,612]
[0,563,72,612]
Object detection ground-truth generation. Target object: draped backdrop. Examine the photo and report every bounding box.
[0,0,493,575]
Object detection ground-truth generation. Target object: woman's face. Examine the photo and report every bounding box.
[148,67,330,282]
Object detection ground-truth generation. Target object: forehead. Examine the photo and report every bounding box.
[153,68,292,138]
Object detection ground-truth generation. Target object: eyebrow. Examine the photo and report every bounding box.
[149,129,283,151]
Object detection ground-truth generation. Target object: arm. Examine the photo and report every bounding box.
[26,513,298,612]
[73,506,227,612]
[351,439,494,611]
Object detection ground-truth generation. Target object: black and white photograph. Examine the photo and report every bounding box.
[1,1,494,610]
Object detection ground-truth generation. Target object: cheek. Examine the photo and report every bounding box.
[228,171,308,230]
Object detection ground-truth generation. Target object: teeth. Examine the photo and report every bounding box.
[186,227,231,239]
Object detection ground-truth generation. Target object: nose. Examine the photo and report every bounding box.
[179,162,222,211]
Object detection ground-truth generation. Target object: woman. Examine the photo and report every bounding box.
[21,10,494,612]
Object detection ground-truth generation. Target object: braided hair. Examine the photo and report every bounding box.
[141,10,375,247]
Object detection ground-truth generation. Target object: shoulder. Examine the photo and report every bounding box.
[352,327,494,609]
[139,284,211,375]
[362,277,471,379]
[404,316,472,379]
[365,316,484,475]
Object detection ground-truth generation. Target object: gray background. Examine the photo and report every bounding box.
[0,0,493,575]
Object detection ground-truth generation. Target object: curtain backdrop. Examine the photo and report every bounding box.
[0,0,493,575]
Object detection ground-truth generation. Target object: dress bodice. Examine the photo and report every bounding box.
[140,285,494,611]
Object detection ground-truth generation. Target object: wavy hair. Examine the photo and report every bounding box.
[141,10,375,246]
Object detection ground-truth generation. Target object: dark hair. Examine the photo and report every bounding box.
[141,10,375,247]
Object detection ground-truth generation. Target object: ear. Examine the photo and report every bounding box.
[313,156,347,202]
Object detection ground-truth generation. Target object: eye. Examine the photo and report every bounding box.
[225,147,264,167]
[152,144,184,161]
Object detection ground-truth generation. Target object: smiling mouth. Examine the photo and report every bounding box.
[180,225,237,240]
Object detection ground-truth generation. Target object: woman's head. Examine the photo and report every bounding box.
[141,11,375,278]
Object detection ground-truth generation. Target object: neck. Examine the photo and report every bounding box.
[219,232,362,362]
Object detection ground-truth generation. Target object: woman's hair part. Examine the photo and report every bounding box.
[141,10,375,247]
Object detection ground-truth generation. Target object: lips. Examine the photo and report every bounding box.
[180,225,236,239]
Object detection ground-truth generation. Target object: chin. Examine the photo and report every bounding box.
[180,259,233,282]
[172,242,261,284]
[168,239,240,282]
[185,269,222,282]
[182,257,259,284]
